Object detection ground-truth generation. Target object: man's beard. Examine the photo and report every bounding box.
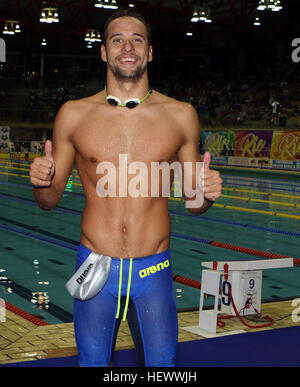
[108,59,147,82]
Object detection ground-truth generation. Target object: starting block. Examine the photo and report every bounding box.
[182,258,294,338]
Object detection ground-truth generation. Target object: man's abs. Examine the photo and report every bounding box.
[80,196,171,258]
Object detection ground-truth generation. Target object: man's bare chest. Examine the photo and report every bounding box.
[72,111,184,165]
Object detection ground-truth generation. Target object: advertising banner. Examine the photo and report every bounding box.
[201,130,235,156]
[234,131,273,158]
[201,129,299,170]
[270,131,300,160]
[272,160,298,170]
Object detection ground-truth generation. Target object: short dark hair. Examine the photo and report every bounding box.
[102,9,151,45]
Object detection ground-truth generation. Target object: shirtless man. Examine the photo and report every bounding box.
[30,10,222,367]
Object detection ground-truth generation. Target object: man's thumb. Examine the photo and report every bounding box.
[203,151,211,170]
[44,140,53,161]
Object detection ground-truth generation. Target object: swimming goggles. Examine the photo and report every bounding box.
[105,86,152,109]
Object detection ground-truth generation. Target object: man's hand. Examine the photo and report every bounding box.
[30,140,55,188]
[203,151,222,202]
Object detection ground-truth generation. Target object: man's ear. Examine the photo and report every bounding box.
[148,45,153,62]
[101,44,107,62]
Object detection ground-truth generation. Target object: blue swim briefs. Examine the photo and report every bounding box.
[73,243,178,367]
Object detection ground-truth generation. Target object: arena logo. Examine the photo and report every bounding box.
[0,38,6,63]
[76,263,93,284]
[95,154,204,209]
[291,38,300,63]
[139,259,170,278]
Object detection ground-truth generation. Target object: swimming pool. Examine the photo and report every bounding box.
[0,159,299,324]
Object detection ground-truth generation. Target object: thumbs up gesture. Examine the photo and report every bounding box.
[203,151,222,202]
[30,140,55,187]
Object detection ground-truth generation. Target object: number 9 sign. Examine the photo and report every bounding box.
[222,281,231,306]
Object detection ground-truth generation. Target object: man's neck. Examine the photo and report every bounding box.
[105,73,150,101]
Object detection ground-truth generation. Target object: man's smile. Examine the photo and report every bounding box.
[117,55,139,65]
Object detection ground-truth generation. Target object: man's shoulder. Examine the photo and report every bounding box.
[153,90,197,118]
[59,92,105,116]
[152,91,200,141]
[54,92,105,129]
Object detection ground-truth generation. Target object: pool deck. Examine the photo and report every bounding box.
[0,299,298,365]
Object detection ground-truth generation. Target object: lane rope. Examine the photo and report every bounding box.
[5,301,50,326]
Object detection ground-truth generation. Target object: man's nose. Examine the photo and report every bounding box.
[122,39,134,52]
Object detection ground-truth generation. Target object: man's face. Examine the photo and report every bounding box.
[101,16,153,82]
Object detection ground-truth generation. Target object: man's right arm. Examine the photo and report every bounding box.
[176,102,222,215]
[30,101,77,210]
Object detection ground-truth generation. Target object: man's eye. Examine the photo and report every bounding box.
[112,38,122,43]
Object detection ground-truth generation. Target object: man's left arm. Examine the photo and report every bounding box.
[176,103,223,215]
